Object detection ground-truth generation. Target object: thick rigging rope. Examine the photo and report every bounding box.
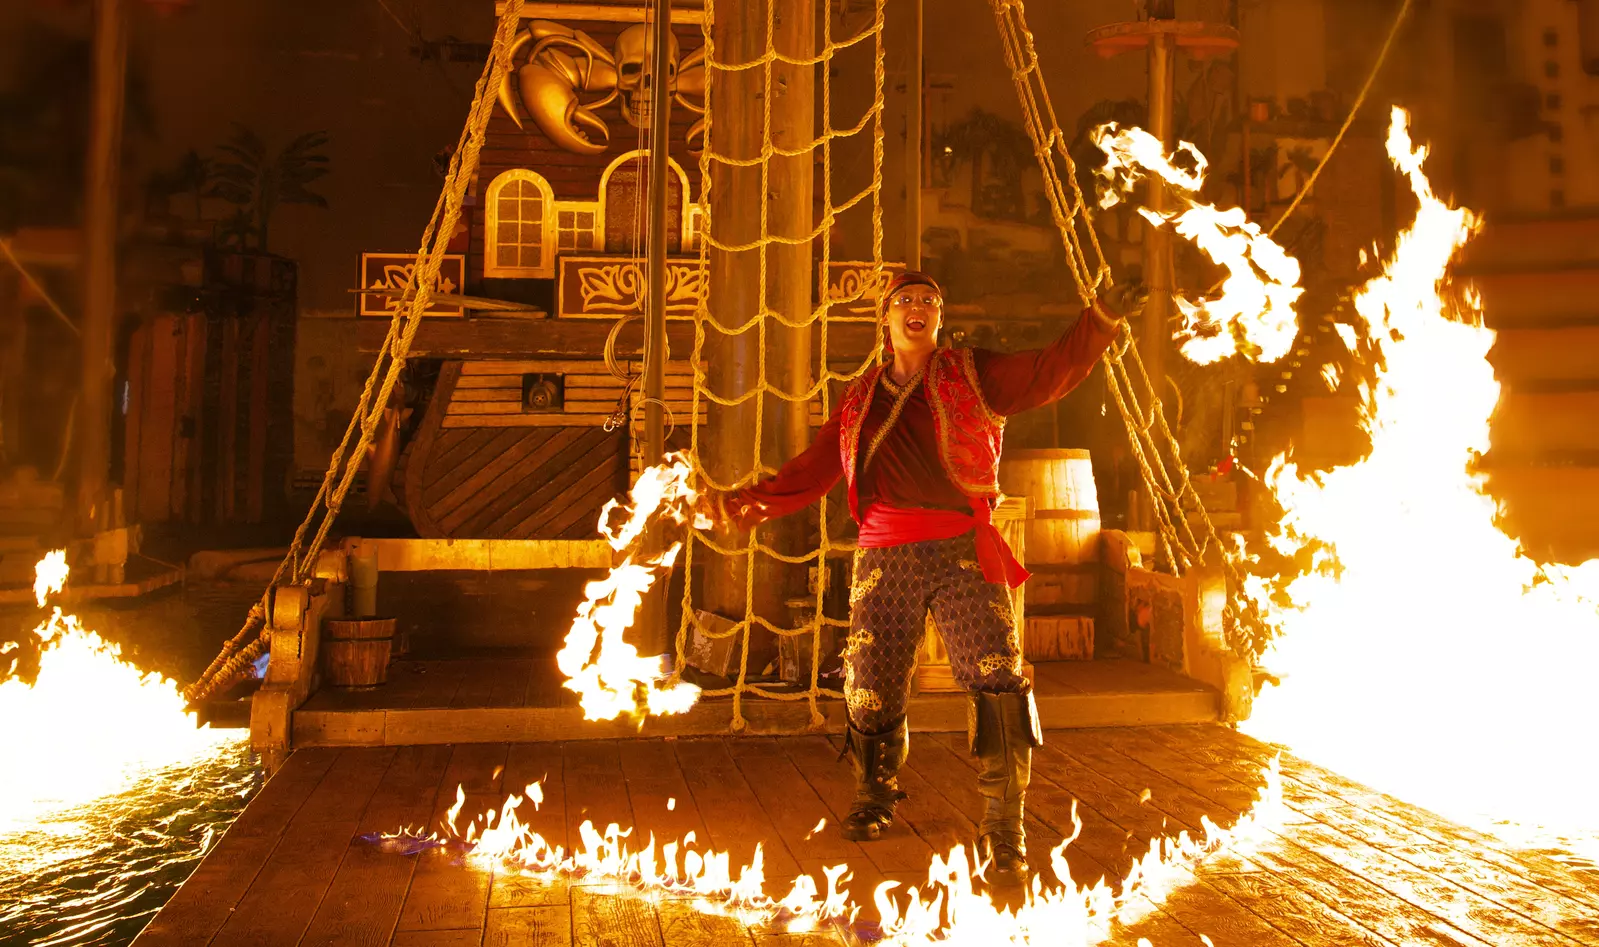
[987,0,1278,656]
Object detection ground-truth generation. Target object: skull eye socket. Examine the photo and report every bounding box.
[620,62,642,76]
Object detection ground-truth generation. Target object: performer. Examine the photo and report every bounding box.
[701,272,1121,882]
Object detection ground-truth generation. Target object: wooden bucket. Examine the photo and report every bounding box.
[998,449,1100,614]
[322,617,396,689]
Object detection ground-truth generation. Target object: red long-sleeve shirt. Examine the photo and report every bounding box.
[733,306,1119,524]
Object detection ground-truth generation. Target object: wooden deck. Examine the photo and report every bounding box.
[292,659,1220,746]
[134,724,1599,947]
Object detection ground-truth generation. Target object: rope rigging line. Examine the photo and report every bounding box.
[184,0,529,705]
[0,236,81,338]
[985,0,1275,657]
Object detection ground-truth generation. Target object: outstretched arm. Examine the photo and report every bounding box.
[712,408,845,530]
[978,301,1121,416]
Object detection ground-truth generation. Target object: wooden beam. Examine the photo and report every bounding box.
[494,1,705,24]
[362,317,878,359]
[341,537,611,571]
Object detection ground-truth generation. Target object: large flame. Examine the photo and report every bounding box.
[1094,123,1304,365]
[556,453,705,720]
[379,758,1281,944]
[1241,108,1599,843]
[0,553,239,833]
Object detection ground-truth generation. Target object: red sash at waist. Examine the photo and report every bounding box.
[855,502,1030,589]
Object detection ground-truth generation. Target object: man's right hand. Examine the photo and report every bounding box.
[692,487,764,532]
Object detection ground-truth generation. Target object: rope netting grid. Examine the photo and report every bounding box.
[184,0,528,704]
[988,0,1273,657]
[669,0,888,731]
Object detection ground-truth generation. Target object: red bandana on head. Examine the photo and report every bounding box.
[879,271,943,318]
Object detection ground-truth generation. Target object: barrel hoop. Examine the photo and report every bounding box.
[1033,509,1101,521]
[326,634,396,644]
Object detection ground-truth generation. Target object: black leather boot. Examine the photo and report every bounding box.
[839,718,909,841]
[969,687,1042,884]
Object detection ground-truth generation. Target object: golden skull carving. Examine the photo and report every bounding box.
[498,19,706,156]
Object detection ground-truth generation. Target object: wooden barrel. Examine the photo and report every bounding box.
[322,618,396,689]
[998,449,1100,614]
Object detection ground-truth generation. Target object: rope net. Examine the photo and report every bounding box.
[669,0,887,730]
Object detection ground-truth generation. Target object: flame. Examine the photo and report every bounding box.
[0,553,238,833]
[33,549,67,607]
[1093,123,1304,364]
[384,759,1282,943]
[556,453,706,721]
[1241,108,1599,840]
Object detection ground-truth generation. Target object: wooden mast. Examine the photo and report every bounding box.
[638,0,675,656]
[702,0,814,672]
[79,0,130,532]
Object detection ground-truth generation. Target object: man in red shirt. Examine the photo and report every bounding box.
[704,272,1120,882]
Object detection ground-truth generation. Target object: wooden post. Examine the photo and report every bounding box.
[1141,9,1176,564]
[78,0,129,532]
[637,0,675,657]
[0,266,22,467]
[701,0,813,672]
[906,0,923,269]
[766,0,815,582]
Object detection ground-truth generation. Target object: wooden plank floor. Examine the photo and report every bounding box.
[135,725,1599,947]
[293,658,1219,746]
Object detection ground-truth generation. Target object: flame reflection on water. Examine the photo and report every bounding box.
[0,741,255,947]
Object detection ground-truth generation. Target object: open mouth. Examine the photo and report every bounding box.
[906,318,926,332]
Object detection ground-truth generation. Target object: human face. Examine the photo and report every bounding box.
[883,283,943,356]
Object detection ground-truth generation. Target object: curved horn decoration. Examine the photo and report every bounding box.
[497,30,535,129]
[520,60,611,155]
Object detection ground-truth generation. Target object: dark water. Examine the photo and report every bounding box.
[0,742,258,947]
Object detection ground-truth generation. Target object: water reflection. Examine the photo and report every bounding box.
[0,741,257,947]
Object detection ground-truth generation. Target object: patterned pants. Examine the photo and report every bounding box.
[843,532,1028,734]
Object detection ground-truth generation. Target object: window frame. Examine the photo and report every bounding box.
[484,169,557,279]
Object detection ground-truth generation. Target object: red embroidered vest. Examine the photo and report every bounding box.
[837,346,1005,520]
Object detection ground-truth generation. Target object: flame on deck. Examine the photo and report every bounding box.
[0,553,237,833]
[378,758,1281,944]
[556,453,705,721]
[1094,123,1304,365]
[1236,109,1599,838]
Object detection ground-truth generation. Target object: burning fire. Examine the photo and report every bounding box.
[1235,108,1599,840]
[556,453,706,720]
[377,759,1282,944]
[1094,123,1304,365]
[0,553,238,833]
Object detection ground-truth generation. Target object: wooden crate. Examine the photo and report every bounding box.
[1024,615,1095,661]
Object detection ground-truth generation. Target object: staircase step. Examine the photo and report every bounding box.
[1460,211,1599,270]
[1491,389,1599,455]
[1488,325,1599,386]
[1467,264,1599,326]
[1483,464,1599,563]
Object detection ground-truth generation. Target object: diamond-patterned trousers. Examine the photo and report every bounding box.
[843,532,1028,734]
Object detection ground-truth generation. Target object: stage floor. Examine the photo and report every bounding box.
[292,659,1220,746]
[133,725,1599,947]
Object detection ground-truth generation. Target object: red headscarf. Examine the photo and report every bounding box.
[878,270,943,318]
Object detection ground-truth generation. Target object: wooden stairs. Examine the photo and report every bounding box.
[1462,210,1599,563]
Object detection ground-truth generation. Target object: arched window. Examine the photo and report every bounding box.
[485,169,555,278]
[598,151,691,254]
